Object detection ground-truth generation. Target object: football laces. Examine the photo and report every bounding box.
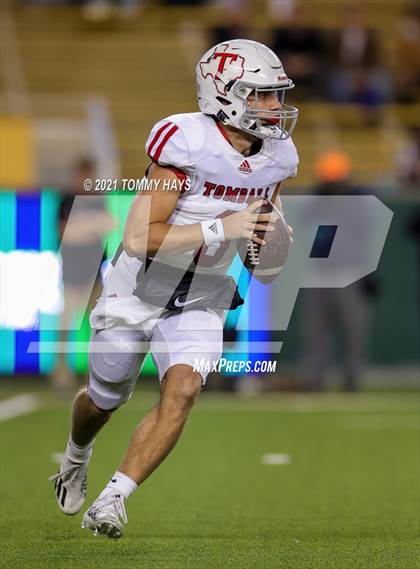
[247,240,260,265]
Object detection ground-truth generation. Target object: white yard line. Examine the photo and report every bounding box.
[261,453,292,465]
[0,394,41,422]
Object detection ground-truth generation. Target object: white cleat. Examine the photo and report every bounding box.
[49,456,88,515]
[81,494,128,539]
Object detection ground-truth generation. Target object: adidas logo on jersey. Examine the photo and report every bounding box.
[238,160,253,174]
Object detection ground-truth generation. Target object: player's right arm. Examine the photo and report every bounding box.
[123,118,273,257]
[123,163,273,257]
[123,163,201,257]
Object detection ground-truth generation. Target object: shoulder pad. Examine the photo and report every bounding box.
[271,136,299,179]
[145,114,207,168]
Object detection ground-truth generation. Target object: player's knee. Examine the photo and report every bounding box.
[88,395,115,419]
[178,375,201,406]
[87,329,141,410]
[79,388,116,419]
[89,331,140,384]
[164,365,202,407]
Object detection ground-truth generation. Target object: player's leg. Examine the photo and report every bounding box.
[119,363,201,483]
[70,388,113,445]
[50,328,145,515]
[121,308,222,487]
[82,308,222,538]
[81,364,202,538]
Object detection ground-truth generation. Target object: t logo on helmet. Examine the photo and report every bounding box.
[200,44,245,96]
[213,52,238,74]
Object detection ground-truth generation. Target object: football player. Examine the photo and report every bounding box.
[50,39,299,538]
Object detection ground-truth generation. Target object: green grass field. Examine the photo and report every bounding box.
[1,384,419,569]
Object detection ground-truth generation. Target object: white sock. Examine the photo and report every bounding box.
[99,471,138,501]
[66,436,93,464]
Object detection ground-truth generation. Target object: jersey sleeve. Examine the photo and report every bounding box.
[287,137,299,178]
[288,164,298,179]
[145,119,191,168]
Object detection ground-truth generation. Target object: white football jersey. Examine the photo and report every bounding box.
[90,112,298,329]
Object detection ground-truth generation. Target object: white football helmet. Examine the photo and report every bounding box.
[196,39,298,140]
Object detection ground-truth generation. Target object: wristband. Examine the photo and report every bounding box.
[200,218,225,246]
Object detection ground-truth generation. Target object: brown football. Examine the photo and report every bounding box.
[237,200,291,284]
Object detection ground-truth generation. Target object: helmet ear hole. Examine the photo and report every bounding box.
[232,111,237,116]
[216,110,229,123]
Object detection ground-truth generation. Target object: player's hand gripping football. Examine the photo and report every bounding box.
[236,199,293,284]
[222,199,275,246]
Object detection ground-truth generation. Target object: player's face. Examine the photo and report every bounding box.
[246,90,282,125]
[247,90,281,111]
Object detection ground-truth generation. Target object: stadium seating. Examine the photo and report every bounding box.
[3,3,419,187]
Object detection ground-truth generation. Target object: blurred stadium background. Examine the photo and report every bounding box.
[1,2,419,567]
[1,0,418,388]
